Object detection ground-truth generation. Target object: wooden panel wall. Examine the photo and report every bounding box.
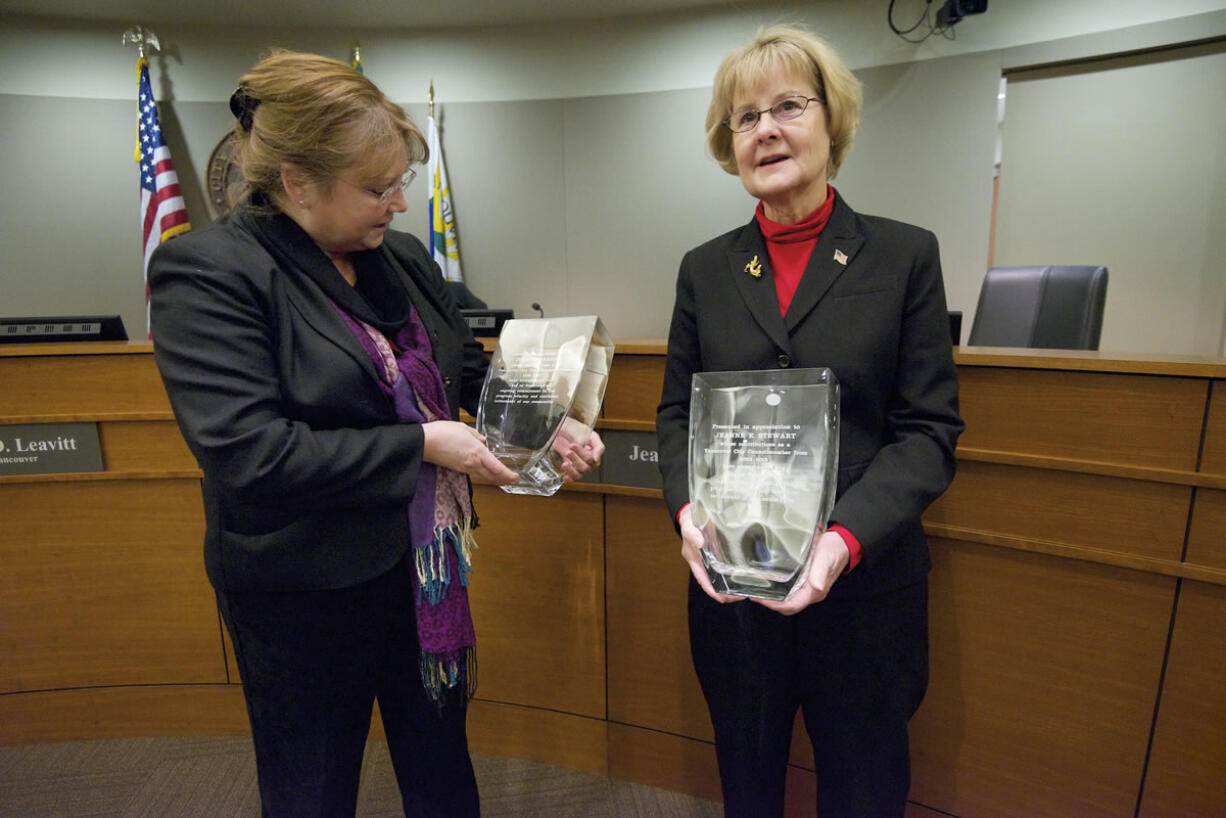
[918,359,1226,818]
[606,494,710,741]
[466,487,606,723]
[954,366,1206,469]
[0,350,172,418]
[3,345,1225,818]
[1187,488,1226,569]
[911,539,1174,818]
[603,349,666,427]
[1200,380,1226,473]
[1137,581,1226,817]
[929,460,1190,561]
[0,479,220,692]
[0,348,215,706]
[0,345,244,743]
[1137,379,1226,817]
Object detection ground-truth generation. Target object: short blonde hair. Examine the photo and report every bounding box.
[231,50,427,209]
[706,25,862,178]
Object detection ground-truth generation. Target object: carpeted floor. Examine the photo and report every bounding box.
[0,736,722,817]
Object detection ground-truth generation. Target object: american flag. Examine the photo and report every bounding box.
[136,57,190,336]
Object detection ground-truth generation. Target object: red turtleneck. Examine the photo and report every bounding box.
[754,185,835,316]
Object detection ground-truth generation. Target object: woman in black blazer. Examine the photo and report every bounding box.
[150,52,598,818]
[656,26,963,818]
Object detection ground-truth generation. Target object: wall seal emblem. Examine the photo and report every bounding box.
[206,133,248,216]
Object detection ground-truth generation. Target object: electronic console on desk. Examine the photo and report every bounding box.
[0,315,128,343]
[460,309,513,337]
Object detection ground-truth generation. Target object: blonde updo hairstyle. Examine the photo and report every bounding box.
[231,50,427,211]
[706,25,862,179]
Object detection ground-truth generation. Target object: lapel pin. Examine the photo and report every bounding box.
[833,249,848,266]
[745,255,763,278]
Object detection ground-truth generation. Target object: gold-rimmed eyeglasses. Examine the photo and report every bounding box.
[344,169,417,205]
[723,96,822,134]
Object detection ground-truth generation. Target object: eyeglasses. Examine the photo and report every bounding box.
[344,169,417,205]
[371,169,416,204]
[724,96,822,134]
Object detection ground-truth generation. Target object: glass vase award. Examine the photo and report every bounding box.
[688,368,839,600]
[476,316,614,496]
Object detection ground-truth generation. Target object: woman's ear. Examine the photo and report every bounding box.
[280,162,309,205]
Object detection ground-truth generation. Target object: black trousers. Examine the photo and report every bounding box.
[689,577,928,818]
[216,553,479,818]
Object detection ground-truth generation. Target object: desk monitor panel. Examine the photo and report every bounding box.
[460,309,513,337]
[0,315,128,343]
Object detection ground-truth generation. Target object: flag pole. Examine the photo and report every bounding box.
[126,25,190,337]
[123,25,161,163]
[426,82,463,282]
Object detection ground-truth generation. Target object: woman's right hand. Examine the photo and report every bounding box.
[422,421,519,485]
[679,505,743,604]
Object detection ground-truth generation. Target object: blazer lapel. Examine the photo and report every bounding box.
[729,222,791,353]
[239,209,384,385]
[284,278,385,385]
[784,194,864,332]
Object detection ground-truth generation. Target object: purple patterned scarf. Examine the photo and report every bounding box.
[332,300,478,703]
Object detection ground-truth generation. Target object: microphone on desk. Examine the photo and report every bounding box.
[531,302,545,318]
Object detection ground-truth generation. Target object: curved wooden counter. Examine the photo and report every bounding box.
[2,341,1223,818]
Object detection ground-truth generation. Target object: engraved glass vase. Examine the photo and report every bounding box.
[477,316,614,496]
[688,367,839,600]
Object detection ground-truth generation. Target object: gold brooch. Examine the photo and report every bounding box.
[745,255,763,278]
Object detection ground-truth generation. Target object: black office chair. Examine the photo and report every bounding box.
[967,265,1108,350]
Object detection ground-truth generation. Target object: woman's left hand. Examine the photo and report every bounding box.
[553,419,605,482]
[754,529,849,616]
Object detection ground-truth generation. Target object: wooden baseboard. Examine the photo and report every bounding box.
[0,684,248,745]
[607,722,721,802]
[467,699,608,777]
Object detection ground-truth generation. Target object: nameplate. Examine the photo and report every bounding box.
[599,429,662,491]
[0,422,104,476]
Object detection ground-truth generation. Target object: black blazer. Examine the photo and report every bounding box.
[656,192,963,599]
[149,208,488,593]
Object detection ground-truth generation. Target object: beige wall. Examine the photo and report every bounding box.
[1,3,1224,350]
[996,42,1226,355]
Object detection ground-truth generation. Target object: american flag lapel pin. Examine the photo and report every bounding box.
[833,249,848,265]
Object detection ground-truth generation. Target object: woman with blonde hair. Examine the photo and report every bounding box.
[150,51,600,816]
[657,26,962,817]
